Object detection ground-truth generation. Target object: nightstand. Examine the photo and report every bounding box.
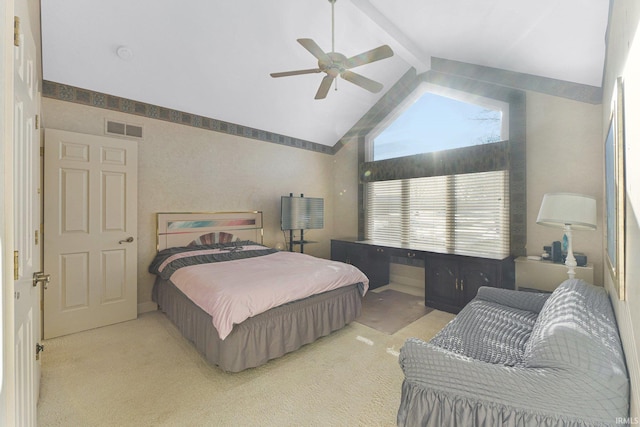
[515,257,594,292]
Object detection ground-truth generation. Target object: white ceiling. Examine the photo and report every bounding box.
[41,0,610,147]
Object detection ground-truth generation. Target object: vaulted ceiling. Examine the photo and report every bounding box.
[41,0,610,147]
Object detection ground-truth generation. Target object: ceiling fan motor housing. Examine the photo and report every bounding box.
[319,52,347,77]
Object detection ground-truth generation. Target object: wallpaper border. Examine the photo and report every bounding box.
[42,80,335,155]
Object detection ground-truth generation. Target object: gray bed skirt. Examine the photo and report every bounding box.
[152,277,363,372]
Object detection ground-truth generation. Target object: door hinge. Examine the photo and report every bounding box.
[35,114,39,129]
[14,17,20,47]
[40,146,44,156]
[13,250,19,280]
[35,230,39,245]
[36,343,44,361]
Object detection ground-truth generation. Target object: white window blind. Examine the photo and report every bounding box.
[366,170,509,258]
[365,179,403,242]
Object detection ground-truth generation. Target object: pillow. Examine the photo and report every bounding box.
[524,279,624,372]
[187,232,234,246]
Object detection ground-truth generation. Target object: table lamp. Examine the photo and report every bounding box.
[536,193,597,279]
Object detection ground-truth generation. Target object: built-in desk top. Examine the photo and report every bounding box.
[331,238,510,261]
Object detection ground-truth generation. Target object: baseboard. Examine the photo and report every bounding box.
[138,301,158,314]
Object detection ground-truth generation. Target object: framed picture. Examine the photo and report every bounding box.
[605,77,626,300]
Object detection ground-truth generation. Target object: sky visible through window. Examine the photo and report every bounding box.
[373,92,503,161]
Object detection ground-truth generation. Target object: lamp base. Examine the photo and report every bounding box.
[564,225,576,279]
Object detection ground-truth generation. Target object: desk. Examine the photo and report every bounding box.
[331,238,514,313]
[515,257,594,292]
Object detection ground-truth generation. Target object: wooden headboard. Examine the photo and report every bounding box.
[156,211,263,251]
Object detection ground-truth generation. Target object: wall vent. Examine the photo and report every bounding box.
[105,119,143,139]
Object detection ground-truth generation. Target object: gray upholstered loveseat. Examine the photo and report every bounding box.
[398,279,629,426]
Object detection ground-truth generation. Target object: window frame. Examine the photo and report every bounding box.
[356,73,527,258]
[365,82,510,162]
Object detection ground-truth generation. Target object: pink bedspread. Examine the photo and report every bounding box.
[168,251,369,339]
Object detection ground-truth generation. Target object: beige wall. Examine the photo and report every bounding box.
[332,136,359,239]
[603,0,640,417]
[41,99,341,312]
[525,92,604,282]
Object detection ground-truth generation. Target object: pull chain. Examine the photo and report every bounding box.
[331,0,338,91]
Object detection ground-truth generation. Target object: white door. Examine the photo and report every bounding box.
[13,4,42,425]
[43,129,138,339]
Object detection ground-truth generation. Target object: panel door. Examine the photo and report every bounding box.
[13,5,41,425]
[425,255,459,312]
[459,260,498,306]
[330,240,349,263]
[360,246,389,289]
[43,129,138,338]
[343,244,389,289]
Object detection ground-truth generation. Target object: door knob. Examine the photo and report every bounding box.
[119,236,134,244]
[33,272,51,289]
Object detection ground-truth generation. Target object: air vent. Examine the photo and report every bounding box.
[105,119,143,139]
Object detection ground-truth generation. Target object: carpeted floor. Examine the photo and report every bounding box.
[37,291,454,427]
[357,289,433,334]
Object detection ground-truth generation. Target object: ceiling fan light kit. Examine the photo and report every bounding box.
[270,0,393,99]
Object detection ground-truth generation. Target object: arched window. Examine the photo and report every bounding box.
[363,83,512,258]
[368,83,508,161]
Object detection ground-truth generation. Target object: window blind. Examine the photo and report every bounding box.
[365,170,509,258]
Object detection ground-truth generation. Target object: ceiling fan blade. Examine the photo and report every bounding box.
[345,45,394,69]
[315,75,334,99]
[270,68,322,78]
[297,38,330,62]
[341,70,383,93]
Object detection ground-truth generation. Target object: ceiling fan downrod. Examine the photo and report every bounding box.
[330,0,336,53]
[330,0,337,91]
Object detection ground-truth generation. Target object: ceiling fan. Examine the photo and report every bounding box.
[270,0,394,100]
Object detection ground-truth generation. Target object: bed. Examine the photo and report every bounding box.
[149,212,369,372]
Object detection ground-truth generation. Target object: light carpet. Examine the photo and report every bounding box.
[37,305,454,426]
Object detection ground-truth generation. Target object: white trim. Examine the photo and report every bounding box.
[1,0,15,423]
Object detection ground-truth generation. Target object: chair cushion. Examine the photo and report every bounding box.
[429,299,538,366]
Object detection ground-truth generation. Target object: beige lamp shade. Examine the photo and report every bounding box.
[536,193,597,230]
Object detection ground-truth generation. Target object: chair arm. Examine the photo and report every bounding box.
[399,338,628,424]
[476,286,550,313]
